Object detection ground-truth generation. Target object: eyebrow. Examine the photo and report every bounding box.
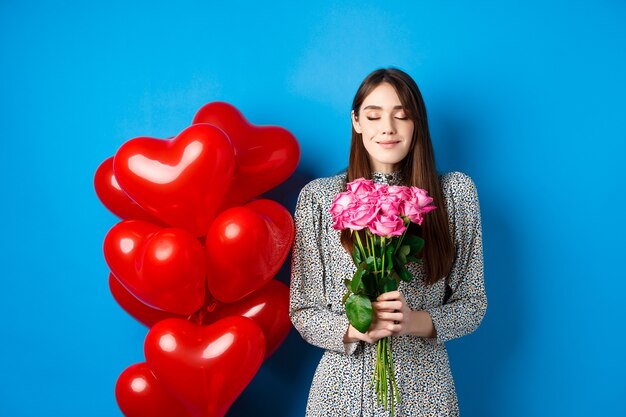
[362,105,405,110]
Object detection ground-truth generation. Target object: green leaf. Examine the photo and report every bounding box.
[344,278,351,291]
[400,245,411,257]
[378,274,398,293]
[345,294,372,333]
[341,290,351,305]
[403,235,425,255]
[392,256,406,275]
[391,270,401,281]
[352,246,362,264]
[385,246,395,272]
[351,266,367,294]
[396,251,407,265]
[396,264,413,282]
[362,272,377,297]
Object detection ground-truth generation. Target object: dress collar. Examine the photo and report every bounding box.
[372,171,403,186]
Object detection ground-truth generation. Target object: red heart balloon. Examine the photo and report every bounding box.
[109,274,185,327]
[145,317,265,417]
[104,220,160,283]
[94,156,164,224]
[113,124,235,236]
[115,362,192,417]
[202,280,292,359]
[205,199,294,303]
[192,102,300,208]
[104,220,207,315]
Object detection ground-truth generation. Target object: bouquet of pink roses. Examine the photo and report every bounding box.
[330,177,437,415]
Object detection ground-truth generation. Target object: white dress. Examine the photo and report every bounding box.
[289,171,487,416]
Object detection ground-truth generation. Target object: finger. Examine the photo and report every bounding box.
[383,322,402,334]
[368,328,393,341]
[371,319,401,332]
[372,301,391,311]
[373,300,402,312]
[370,319,395,332]
[376,290,400,301]
[377,311,403,322]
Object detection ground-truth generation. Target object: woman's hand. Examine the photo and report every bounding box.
[343,290,436,344]
[372,290,412,336]
[344,291,410,344]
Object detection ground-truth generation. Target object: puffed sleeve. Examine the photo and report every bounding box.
[289,181,359,356]
[425,172,487,345]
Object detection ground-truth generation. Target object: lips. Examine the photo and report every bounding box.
[376,140,401,148]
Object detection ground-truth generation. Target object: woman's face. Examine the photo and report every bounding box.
[352,82,414,173]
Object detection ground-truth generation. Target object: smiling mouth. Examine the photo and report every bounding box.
[376,140,401,148]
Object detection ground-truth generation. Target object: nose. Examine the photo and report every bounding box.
[380,116,397,135]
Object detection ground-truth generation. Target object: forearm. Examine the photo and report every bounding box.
[407,310,437,338]
[292,306,360,355]
[425,296,487,344]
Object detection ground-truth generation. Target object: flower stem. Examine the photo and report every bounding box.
[380,237,386,273]
[393,224,408,255]
[373,336,399,416]
[354,231,367,262]
[368,233,377,274]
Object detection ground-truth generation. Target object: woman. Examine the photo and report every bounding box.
[289,68,487,416]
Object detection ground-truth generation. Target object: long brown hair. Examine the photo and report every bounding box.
[340,68,455,285]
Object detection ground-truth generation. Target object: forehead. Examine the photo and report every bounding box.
[361,83,403,109]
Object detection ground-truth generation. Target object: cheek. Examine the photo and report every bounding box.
[359,122,378,138]
[404,124,415,139]
[361,136,373,150]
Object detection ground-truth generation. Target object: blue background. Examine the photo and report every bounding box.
[1,0,625,416]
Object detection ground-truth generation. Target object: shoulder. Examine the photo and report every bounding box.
[294,173,346,226]
[297,173,347,205]
[439,171,479,201]
[439,172,481,231]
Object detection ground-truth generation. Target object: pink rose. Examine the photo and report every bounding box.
[402,206,423,225]
[330,191,355,217]
[368,213,406,237]
[388,185,412,201]
[344,203,379,230]
[350,179,380,205]
[376,193,401,217]
[346,178,376,196]
[410,187,435,208]
[331,211,349,230]
[401,187,436,225]
[357,192,380,205]
[331,191,357,230]
[373,183,388,194]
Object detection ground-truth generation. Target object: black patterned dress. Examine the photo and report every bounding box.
[289,171,487,416]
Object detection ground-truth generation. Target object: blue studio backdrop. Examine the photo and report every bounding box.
[1,1,624,416]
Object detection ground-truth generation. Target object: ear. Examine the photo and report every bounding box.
[351,110,362,134]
